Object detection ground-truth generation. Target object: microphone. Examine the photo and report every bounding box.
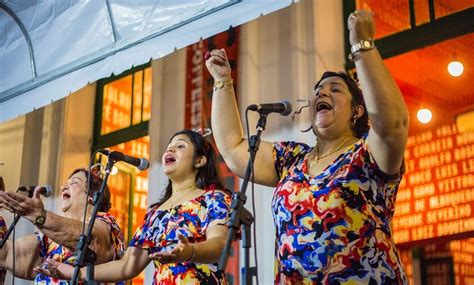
[248,100,292,116]
[17,185,53,197]
[0,184,53,249]
[98,149,150,171]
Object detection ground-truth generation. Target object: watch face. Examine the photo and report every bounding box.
[35,216,46,225]
[363,41,371,48]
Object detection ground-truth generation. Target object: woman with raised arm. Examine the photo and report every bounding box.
[36,129,232,285]
[206,10,409,284]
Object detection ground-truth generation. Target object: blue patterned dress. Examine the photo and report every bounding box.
[272,135,408,284]
[129,187,231,284]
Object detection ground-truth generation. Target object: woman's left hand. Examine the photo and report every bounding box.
[149,234,194,263]
[347,10,375,45]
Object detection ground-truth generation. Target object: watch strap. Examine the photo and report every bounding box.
[348,39,375,62]
[34,209,47,226]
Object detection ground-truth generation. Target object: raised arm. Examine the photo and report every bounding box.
[348,11,409,174]
[206,49,279,187]
[0,189,117,263]
[0,235,43,280]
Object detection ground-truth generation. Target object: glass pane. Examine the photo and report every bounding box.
[102,136,150,284]
[133,71,143,125]
[107,168,132,238]
[101,75,133,135]
[414,0,430,26]
[435,0,474,19]
[356,0,411,38]
[142,67,152,121]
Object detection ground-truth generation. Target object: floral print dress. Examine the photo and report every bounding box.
[272,135,408,284]
[129,188,232,284]
[34,213,125,285]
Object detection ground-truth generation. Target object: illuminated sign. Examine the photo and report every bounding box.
[393,124,474,244]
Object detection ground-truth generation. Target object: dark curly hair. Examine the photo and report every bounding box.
[156,129,225,206]
[312,71,370,138]
[69,168,112,212]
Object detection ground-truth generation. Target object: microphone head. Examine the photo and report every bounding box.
[42,185,53,197]
[280,100,292,116]
[138,158,150,171]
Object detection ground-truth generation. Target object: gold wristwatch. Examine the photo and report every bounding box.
[34,209,47,226]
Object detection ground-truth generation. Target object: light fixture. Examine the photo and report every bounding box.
[448,61,464,77]
[417,108,432,124]
[111,166,119,175]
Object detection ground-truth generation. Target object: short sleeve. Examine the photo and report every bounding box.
[129,207,160,250]
[358,135,404,215]
[35,230,50,258]
[97,213,126,259]
[360,136,404,183]
[273,141,311,179]
[202,191,232,230]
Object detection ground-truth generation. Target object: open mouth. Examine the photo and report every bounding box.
[316,101,332,112]
[164,155,176,165]
[62,192,71,200]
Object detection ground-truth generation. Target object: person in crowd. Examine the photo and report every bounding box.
[35,129,233,284]
[0,168,126,284]
[205,9,409,284]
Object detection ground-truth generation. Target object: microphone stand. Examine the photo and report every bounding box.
[219,111,268,285]
[71,158,114,285]
[0,189,34,248]
[0,215,21,249]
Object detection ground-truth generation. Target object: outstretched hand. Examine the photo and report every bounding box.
[33,258,74,280]
[347,10,375,45]
[205,48,232,81]
[0,186,46,222]
[148,233,194,264]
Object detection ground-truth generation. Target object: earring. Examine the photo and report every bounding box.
[352,117,357,127]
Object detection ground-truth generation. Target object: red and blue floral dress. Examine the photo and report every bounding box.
[34,213,125,285]
[129,188,232,284]
[272,136,408,284]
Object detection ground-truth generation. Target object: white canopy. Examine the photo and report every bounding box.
[0,0,292,122]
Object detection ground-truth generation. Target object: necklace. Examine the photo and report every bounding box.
[312,136,352,164]
[163,186,198,209]
[173,183,195,193]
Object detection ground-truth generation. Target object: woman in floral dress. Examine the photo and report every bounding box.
[206,10,409,284]
[38,129,233,284]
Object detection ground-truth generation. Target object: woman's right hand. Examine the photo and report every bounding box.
[34,258,75,280]
[205,49,232,81]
